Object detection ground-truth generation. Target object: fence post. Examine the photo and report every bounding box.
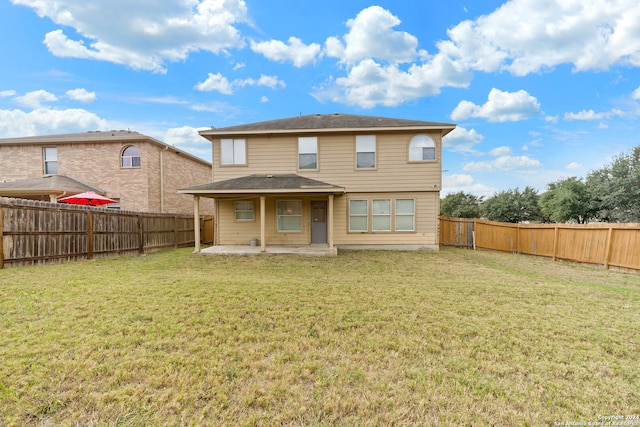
[0,206,4,269]
[472,219,477,250]
[604,226,614,269]
[516,224,521,254]
[552,226,559,261]
[174,215,178,248]
[138,215,144,254]
[87,211,94,260]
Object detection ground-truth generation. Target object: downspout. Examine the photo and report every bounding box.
[160,146,169,212]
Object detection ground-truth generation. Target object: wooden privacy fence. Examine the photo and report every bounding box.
[0,197,197,268]
[440,216,640,272]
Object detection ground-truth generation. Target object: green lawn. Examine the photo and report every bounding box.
[1,248,638,426]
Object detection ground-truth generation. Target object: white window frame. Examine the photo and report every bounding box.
[276,200,302,232]
[221,139,246,165]
[121,145,141,168]
[43,147,57,175]
[395,199,415,231]
[348,199,368,232]
[372,199,391,232]
[234,201,254,221]
[298,137,318,170]
[356,135,376,169]
[408,135,436,162]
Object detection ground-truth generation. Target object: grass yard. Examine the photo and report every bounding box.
[0,248,638,426]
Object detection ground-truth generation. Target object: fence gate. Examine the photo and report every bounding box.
[439,217,474,248]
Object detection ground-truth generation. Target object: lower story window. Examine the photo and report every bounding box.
[395,199,415,231]
[277,200,302,232]
[372,199,391,231]
[235,201,254,221]
[349,200,368,232]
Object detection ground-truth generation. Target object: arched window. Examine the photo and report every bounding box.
[408,135,436,161]
[121,145,141,168]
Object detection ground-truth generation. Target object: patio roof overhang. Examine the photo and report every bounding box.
[178,174,346,198]
[181,174,344,254]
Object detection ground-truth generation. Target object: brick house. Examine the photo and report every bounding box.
[0,130,214,214]
[179,113,455,253]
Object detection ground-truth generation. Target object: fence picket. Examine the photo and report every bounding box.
[440,216,640,272]
[0,197,198,268]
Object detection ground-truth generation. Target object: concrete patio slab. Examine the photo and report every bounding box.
[198,245,337,256]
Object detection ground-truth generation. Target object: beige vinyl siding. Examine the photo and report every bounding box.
[212,132,442,193]
[333,192,439,246]
[217,197,314,245]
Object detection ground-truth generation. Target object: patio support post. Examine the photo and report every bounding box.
[260,196,266,252]
[193,196,201,253]
[328,195,334,249]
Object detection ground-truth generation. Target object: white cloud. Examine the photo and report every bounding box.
[313,6,471,108]
[194,73,233,94]
[0,107,109,137]
[0,90,16,97]
[65,88,96,103]
[463,155,543,172]
[260,96,269,103]
[234,75,285,89]
[250,37,322,67]
[195,73,284,94]
[14,0,249,73]
[314,56,470,108]
[439,0,640,76]
[442,173,497,198]
[489,146,512,156]
[566,162,583,170]
[493,155,542,170]
[164,126,211,160]
[632,87,640,100]
[14,90,58,109]
[324,6,425,65]
[564,108,624,121]
[451,88,541,122]
[442,126,484,154]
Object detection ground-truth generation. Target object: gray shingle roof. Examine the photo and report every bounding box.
[0,175,105,194]
[179,174,345,194]
[200,113,455,136]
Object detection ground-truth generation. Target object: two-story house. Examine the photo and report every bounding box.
[179,113,455,254]
[0,130,214,215]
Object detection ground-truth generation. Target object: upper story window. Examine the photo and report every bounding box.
[221,138,246,165]
[298,137,318,170]
[409,134,436,161]
[121,145,141,168]
[43,147,57,174]
[356,135,376,169]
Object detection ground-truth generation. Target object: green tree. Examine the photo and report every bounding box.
[440,191,482,218]
[481,187,544,223]
[540,177,593,223]
[586,146,640,223]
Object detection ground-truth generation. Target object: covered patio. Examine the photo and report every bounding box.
[179,174,345,255]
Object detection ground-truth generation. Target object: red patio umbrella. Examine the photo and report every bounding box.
[58,191,117,206]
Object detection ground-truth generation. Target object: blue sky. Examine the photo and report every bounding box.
[1,0,639,197]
